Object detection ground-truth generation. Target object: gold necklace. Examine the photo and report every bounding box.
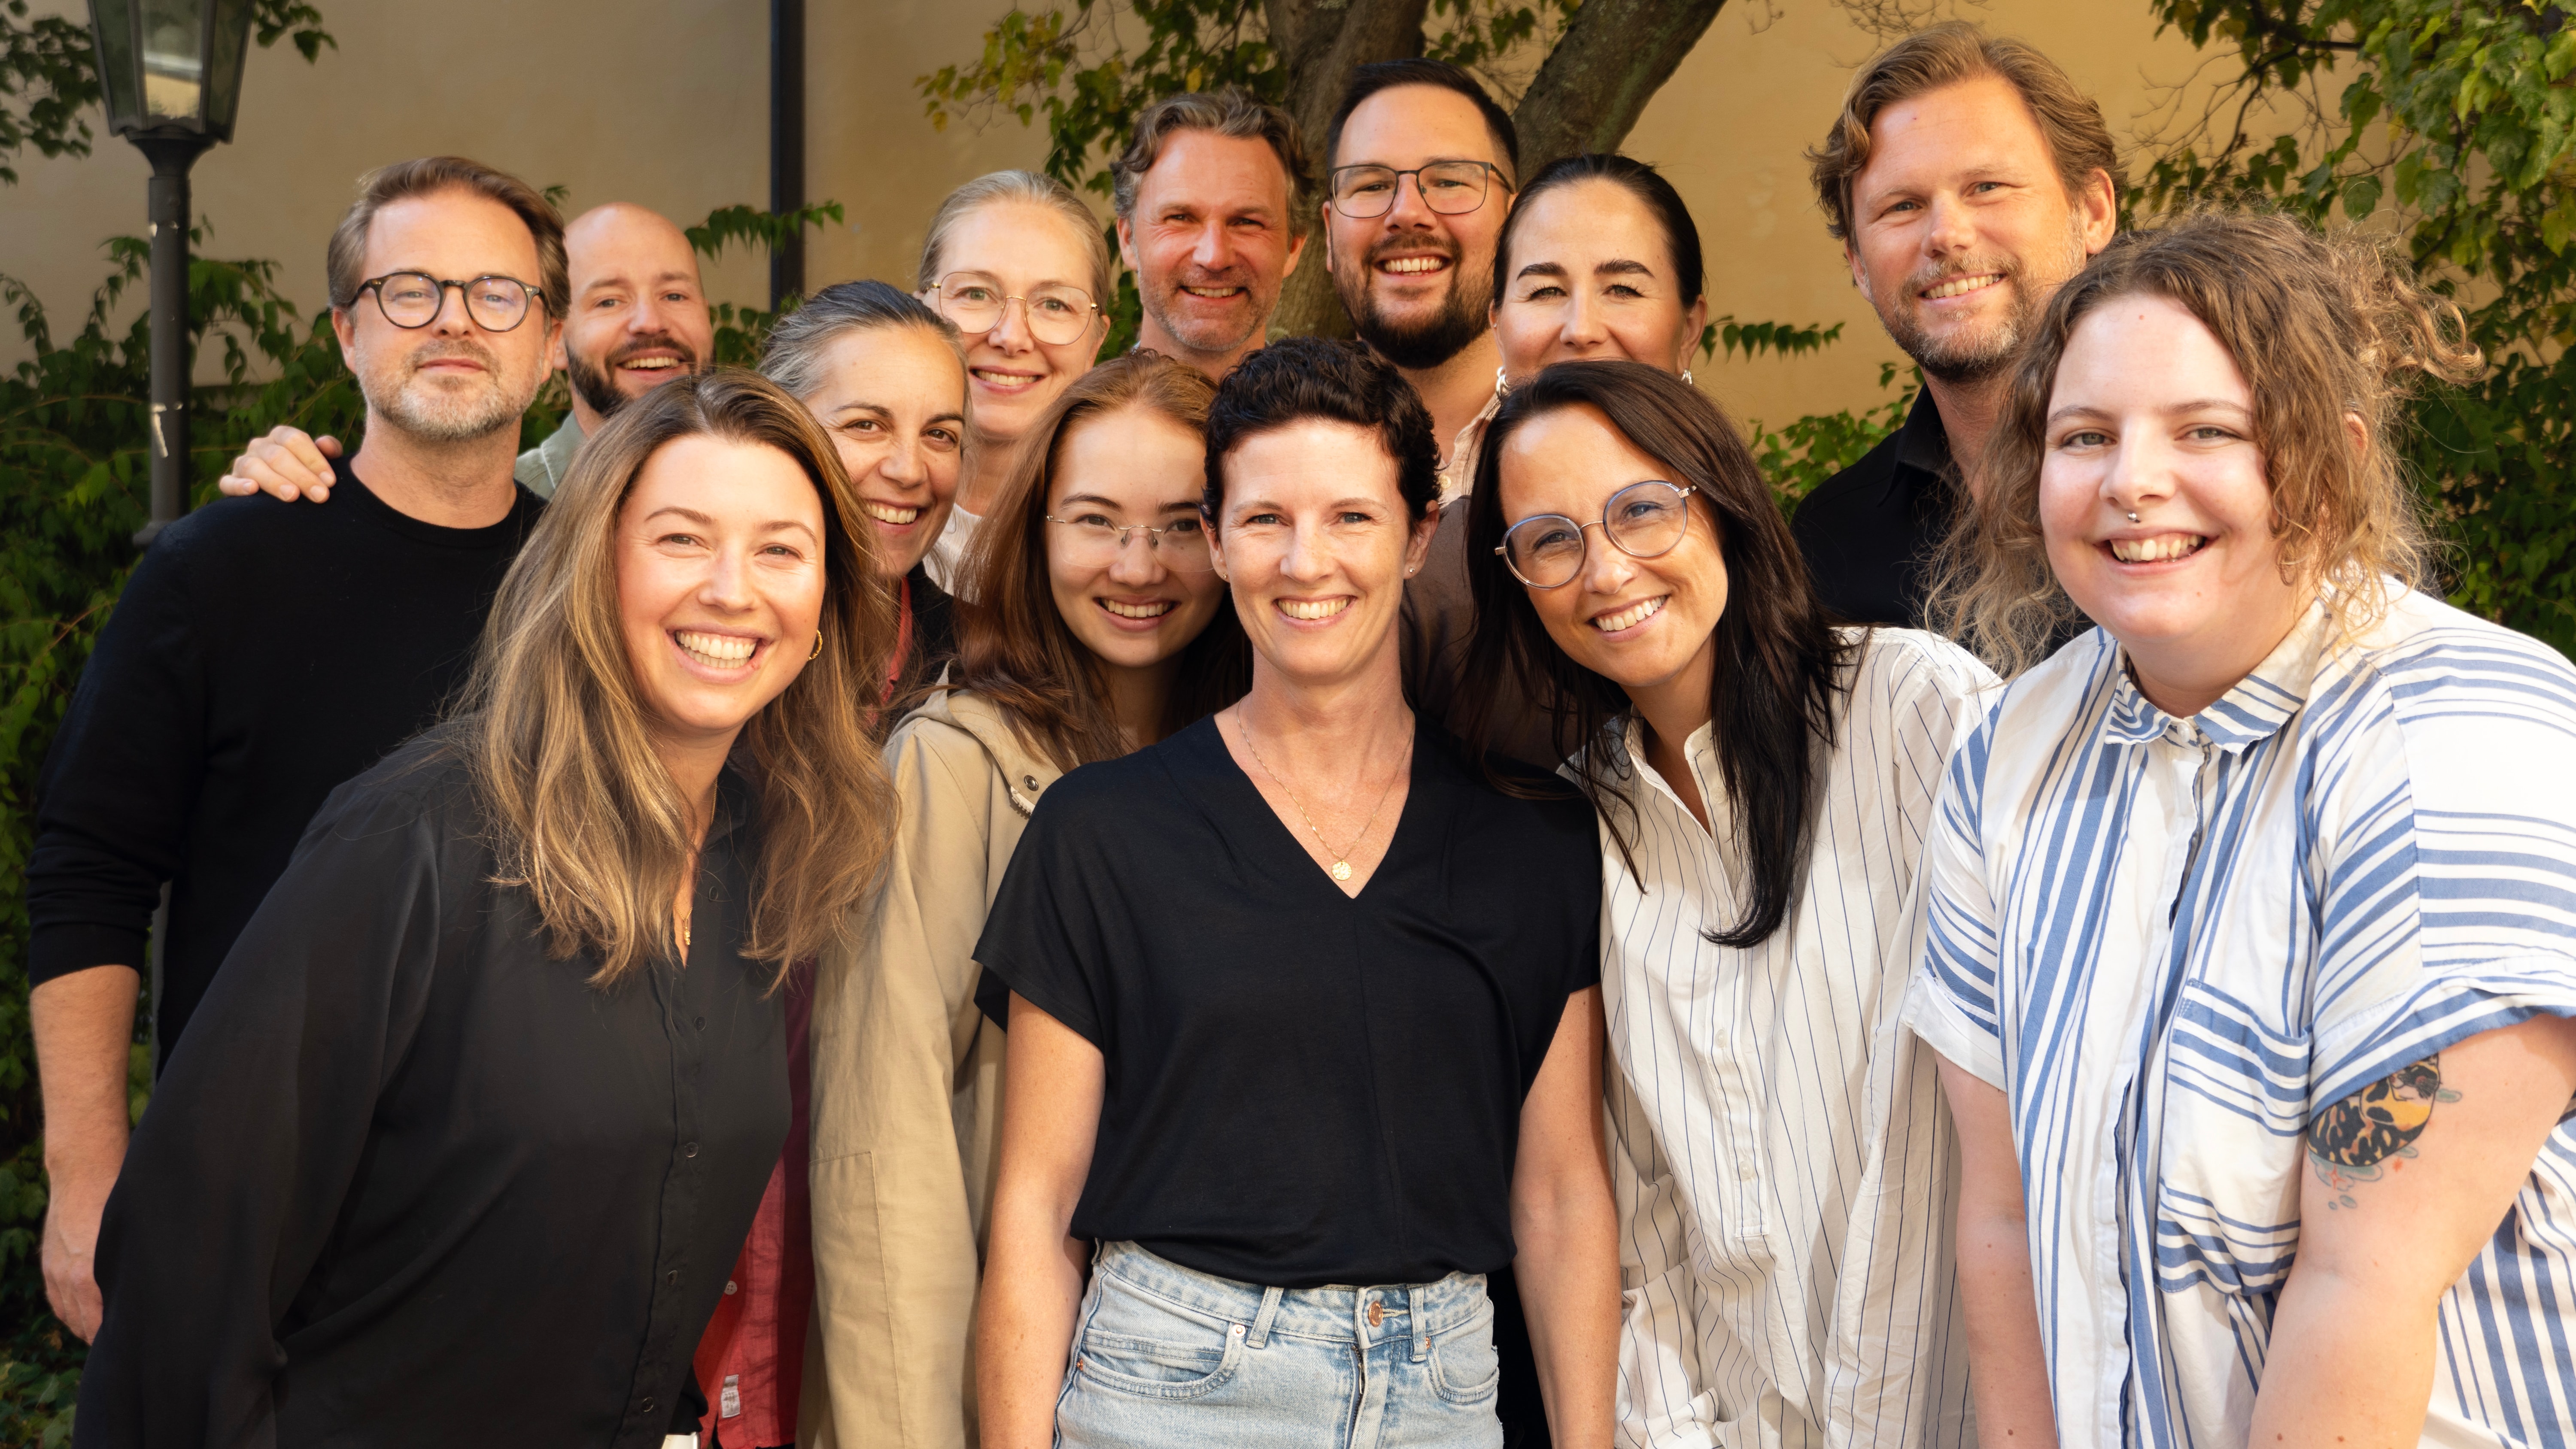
[1233,712,1408,882]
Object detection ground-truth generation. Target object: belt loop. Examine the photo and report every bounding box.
[1246,1285,1284,1349]
[1408,1284,1431,1362]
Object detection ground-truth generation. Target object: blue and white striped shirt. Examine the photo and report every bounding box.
[1604,628,1989,1448]
[1904,589,2576,1448]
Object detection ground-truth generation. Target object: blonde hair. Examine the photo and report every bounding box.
[459,370,901,985]
[1807,21,2122,243]
[1932,207,2485,676]
[917,170,1115,312]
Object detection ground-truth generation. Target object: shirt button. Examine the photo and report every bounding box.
[641,1397,656,1415]
[683,1142,700,1158]
[695,1014,707,1030]
[666,1270,680,1286]
[1739,1165,1758,1182]
[724,1280,739,1295]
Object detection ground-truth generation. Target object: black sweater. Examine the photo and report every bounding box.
[25,465,540,1065]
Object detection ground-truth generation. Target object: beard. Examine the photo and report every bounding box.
[1875,219,2090,386]
[363,339,537,443]
[1142,266,1277,358]
[567,330,704,420]
[1339,231,1494,372]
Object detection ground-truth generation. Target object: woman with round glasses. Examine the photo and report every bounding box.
[975,338,1616,1449]
[914,170,1114,593]
[1459,359,1992,1447]
[808,353,1245,1447]
[1403,154,1710,767]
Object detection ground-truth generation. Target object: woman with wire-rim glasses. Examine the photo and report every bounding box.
[1456,359,1995,1448]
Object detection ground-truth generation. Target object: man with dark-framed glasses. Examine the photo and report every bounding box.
[1321,59,1519,501]
[216,201,716,503]
[24,156,555,1360]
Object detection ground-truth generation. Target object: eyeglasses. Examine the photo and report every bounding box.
[929,273,1101,346]
[1045,513,1215,573]
[1495,480,1701,589]
[355,272,546,332]
[1327,161,1514,219]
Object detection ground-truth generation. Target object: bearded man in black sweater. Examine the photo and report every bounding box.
[24,155,563,1343]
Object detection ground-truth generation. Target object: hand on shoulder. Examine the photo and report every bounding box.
[217,426,342,503]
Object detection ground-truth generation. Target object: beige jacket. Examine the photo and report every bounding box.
[807,688,1061,1449]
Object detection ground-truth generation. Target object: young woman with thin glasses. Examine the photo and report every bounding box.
[806,353,1246,1447]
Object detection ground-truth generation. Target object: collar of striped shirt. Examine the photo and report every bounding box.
[1907,588,2576,1448]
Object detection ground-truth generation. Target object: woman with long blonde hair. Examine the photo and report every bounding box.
[1911,208,2576,1448]
[76,371,900,1448]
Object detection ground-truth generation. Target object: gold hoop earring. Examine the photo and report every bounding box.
[809,631,823,661]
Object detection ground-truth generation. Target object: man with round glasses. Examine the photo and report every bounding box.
[25,157,556,1359]
[218,201,715,503]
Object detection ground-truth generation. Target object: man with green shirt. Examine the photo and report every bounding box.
[220,202,716,501]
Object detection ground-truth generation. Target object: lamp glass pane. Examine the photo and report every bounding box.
[202,0,252,138]
[87,0,143,133]
[138,0,204,124]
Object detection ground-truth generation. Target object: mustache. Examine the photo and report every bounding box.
[605,330,701,370]
[1167,268,1252,289]
[1363,231,1462,271]
[1904,256,2020,296]
[404,339,500,375]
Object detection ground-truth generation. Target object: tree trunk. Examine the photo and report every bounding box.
[1265,0,1429,340]
[1512,0,1732,173]
[1264,0,1732,338]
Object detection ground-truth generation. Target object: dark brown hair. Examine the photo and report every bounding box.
[1932,206,2483,676]
[461,370,900,987]
[1111,88,1311,233]
[1325,58,1519,177]
[1203,335,1440,523]
[1461,361,1853,948]
[327,155,569,318]
[952,353,1250,769]
[1807,21,2122,244]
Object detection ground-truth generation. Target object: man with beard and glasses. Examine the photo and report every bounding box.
[1789,22,2118,628]
[1321,59,1518,501]
[24,157,554,1353]
[1110,88,1309,380]
[218,201,715,502]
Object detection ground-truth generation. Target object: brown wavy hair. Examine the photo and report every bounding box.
[1931,206,2485,677]
[1806,21,2122,244]
[1460,361,1853,949]
[459,370,902,986]
[951,352,1250,769]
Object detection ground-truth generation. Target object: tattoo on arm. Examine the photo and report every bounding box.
[2308,1055,2461,1210]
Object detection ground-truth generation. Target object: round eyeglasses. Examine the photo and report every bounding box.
[1045,513,1215,573]
[1327,161,1513,219]
[1495,480,1701,589]
[930,272,1102,347]
[355,272,545,332]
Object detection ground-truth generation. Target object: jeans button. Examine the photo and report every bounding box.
[1367,1299,1383,1327]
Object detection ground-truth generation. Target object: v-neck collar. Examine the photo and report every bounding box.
[1178,714,1433,903]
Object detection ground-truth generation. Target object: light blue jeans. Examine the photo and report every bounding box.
[1054,1241,1505,1449]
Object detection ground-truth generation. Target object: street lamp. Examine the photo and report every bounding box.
[86,0,255,546]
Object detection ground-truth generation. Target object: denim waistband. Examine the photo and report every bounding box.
[1093,1242,1490,1357]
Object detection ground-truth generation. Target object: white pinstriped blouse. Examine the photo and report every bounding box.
[1600,628,1991,1448]
[1906,590,2576,1448]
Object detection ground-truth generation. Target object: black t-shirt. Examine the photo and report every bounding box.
[973,715,1601,1289]
[26,464,541,1064]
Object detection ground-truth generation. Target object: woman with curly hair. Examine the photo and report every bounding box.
[1911,208,2576,1448]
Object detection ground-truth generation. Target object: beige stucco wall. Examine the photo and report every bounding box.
[4,0,2219,428]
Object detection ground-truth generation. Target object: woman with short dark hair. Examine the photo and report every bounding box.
[1460,358,1994,1447]
[974,337,1618,1449]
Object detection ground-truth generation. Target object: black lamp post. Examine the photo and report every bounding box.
[86,0,255,546]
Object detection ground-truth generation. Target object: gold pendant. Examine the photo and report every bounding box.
[1331,860,1353,882]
